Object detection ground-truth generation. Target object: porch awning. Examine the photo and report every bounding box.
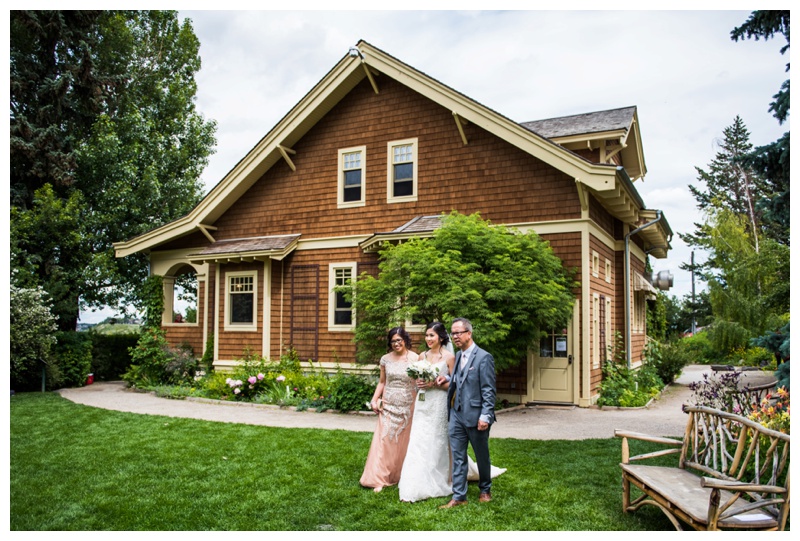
[360,215,443,253]
[188,234,300,263]
[633,272,658,298]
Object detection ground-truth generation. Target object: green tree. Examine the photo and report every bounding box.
[9,11,216,330]
[685,116,767,243]
[731,11,790,248]
[693,208,787,350]
[349,212,576,371]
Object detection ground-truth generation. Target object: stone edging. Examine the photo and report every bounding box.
[136,387,528,417]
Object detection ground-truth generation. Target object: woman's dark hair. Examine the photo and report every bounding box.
[426,321,450,348]
[386,327,412,352]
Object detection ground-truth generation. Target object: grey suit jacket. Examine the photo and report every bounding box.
[447,345,497,427]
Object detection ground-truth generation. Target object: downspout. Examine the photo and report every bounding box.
[624,210,662,368]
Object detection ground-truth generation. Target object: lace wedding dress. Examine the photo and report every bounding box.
[398,359,506,502]
[398,359,452,502]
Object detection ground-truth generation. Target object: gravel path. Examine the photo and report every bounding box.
[57,364,776,440]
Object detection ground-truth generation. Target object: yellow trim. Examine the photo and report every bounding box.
[452,111,469,145]
[277,145,296,172]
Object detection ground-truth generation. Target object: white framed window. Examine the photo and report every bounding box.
[338,146,366,208]
[226,271,257,331]
[605,296,613,361]
[592,293,600,368]
[633,291,645,334]
[605,259,612,283]
[387,138,418,203]
[329,263,357,331]
[591,251,600,278]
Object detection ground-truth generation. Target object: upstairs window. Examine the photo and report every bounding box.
[387,138,418,202]
[338,146,366,208]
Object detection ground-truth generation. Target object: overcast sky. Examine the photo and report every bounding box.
[82,7,790,322]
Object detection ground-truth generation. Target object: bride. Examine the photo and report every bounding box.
[398,322,505,503]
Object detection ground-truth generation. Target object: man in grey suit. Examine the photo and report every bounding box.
[438,317,496,508]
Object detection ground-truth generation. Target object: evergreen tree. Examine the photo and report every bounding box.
[681,117,766,251]
[731,11,790,248]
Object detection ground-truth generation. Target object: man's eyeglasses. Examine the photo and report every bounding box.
[451,331,471,337]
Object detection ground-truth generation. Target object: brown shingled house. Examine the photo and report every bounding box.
[114,41,672,407]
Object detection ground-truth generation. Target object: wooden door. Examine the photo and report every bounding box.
[531,327,574,404]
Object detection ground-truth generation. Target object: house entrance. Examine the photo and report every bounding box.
[530,325,575,404]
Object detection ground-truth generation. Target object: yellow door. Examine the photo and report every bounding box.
[531,328,574,404]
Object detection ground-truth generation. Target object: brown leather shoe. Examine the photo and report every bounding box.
[479,492,492,503]
[438,499,468,509]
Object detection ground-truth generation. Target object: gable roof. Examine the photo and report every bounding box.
[114,40,670,259]
[521,106,646,181]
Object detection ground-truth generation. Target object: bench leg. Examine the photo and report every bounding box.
[622,475,630,512]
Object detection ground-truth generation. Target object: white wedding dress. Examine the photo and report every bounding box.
[398,359,506,502]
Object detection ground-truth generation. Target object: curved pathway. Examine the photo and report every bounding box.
[57,365,776,440]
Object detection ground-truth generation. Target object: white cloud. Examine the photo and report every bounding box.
[79,9,787,321]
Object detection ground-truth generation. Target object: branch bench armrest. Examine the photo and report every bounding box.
[614,429,683,446]
[701,477,788,495]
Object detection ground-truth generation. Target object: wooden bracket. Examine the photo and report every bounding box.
[197,224,217,243]
[452,112,469,145]
[278,145,296,172]
[362,64,379,94]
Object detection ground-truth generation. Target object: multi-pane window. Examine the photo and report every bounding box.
[333,268,353,325]
[329,263,356,330]
[338,146,366,208]
[229,273,255,326]
[387,138,418,202]
[539,330,568,358]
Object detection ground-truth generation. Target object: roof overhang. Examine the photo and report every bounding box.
[360,215,442,253]
[637,210,673,259]
[551,112,646,181]
[187,234,300,264]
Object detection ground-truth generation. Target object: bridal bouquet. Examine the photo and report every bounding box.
[407,360,440,401]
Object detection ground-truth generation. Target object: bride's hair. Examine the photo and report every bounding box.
[426,321,450,348]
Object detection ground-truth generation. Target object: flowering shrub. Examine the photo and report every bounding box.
[225,372,267,400]
[748,387,790,434]
[688,371,745,412]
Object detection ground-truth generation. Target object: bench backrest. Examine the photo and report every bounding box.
[680,405,790,489]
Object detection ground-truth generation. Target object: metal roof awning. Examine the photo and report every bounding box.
[360,215,443,253]
[188,234,300,264]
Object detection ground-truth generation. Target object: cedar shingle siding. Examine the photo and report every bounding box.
[119,42,671,405]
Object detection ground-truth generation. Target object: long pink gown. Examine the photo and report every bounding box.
[359,353,417,488]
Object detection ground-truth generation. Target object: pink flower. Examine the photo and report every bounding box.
[276,375,286,382]
[257,373,265,380]
[234,388,241,394]
[248,376,257,384]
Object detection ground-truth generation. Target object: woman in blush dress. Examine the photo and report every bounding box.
[398,321,456,502]
[360,327,418,492]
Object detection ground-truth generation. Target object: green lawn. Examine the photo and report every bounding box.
[10,392,676,531]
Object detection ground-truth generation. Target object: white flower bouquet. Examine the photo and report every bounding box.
[407,359,440,401]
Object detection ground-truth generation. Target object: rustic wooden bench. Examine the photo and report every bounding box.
[615,405,790,531]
